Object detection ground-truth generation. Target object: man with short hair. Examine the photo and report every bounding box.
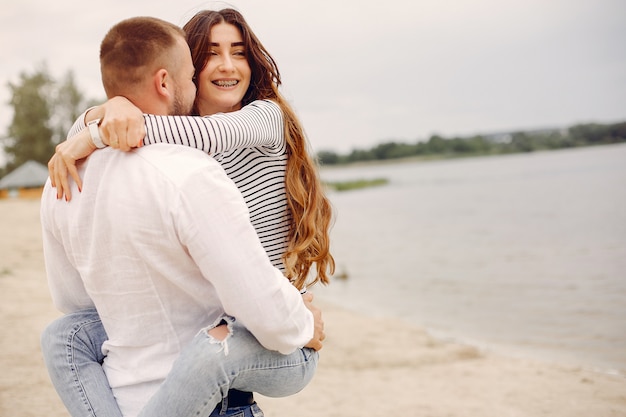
[41,16,319,417]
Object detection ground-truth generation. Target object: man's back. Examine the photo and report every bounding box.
[41,144,312,415]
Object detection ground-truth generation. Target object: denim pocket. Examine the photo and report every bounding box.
[301,347,319,363]
[211,403,264,417]
[250,403,265,417]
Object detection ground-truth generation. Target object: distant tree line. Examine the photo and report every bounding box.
[2,65,624,176]
[317,121,626,165]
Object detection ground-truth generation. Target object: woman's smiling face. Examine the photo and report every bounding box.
[195,22,252,115]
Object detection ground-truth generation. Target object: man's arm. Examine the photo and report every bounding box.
[174,155,315,354]
[40,181,93,313]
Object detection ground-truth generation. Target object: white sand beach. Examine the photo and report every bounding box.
[1,198,624,417]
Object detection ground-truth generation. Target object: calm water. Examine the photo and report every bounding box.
[317,143,626,374]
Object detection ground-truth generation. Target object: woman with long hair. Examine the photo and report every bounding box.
[44,8,334,417]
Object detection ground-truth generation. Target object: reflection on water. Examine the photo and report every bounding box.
[317,143,626,373]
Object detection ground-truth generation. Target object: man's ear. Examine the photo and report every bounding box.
[153,68,171,100]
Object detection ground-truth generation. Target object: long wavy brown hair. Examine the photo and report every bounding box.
[184,9,335,289]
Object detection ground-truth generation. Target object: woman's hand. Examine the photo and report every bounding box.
[98,96,145,151]
[48,128,96,201]
[48,96,145,201]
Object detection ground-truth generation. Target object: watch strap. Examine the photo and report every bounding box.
[87,119,106,149]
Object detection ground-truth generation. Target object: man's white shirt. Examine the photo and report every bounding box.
[41,144,313,417]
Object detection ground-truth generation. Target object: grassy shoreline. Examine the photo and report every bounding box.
[323,177,389,191]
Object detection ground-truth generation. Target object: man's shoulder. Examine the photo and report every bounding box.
[137,143,219,169]
[134,144,226,184]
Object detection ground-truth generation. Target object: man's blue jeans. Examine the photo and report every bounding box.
[41,309,318,417]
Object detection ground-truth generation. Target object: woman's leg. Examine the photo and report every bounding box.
[40,309,123,417]
[138,316,318,417]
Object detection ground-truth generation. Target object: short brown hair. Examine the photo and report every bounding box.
[100,16,185,97]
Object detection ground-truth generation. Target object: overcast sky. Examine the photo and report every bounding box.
[1,0,624,161]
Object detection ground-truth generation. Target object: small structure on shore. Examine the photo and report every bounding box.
[0,160,49,199]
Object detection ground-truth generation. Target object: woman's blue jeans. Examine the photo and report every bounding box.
[40,309,318,417]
